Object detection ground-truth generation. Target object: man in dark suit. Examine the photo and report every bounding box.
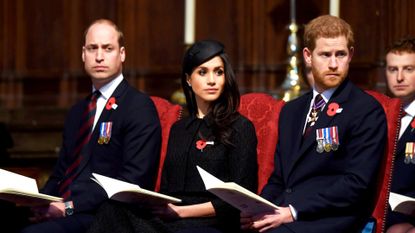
[241,15,387,233]
[19,19,161,233]
[385,37,415,233]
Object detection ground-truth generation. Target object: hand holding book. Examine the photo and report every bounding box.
[196,166,279,215]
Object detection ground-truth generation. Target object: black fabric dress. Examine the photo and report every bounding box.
[87,113,258,233]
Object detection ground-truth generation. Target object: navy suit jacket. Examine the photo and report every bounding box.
[386,114,415,227]
[42,79,161,214]
[390,123,415,197]
[261,79,387,233]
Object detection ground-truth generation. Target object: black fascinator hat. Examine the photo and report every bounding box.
[182,40,224,75]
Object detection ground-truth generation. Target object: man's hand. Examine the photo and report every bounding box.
[240,207,294,232]
[29,201,66,222]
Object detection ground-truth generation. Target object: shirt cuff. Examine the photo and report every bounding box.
[288,204,297,220]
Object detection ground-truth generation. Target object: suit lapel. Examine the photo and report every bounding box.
[76,79,129,174]
[287,79,352,176]
[283,92,312,165]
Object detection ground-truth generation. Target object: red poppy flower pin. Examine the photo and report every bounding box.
[326,102,343,117]
[106,97,118,110]
[196,139,214,152]
[411,117,415,129]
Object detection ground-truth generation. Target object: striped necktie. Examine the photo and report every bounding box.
[304,94,325,137]
[59,91,100,200]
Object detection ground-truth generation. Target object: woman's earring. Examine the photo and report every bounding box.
[186,74,192,87]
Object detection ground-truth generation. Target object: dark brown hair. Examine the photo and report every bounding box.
[386,36,415,55]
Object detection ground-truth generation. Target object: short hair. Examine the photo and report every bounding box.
[83,19,124,47]
[304,15,354,51]
[386,36,415,55]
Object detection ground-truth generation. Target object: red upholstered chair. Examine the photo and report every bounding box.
[150,96,183,192]
[364,90,401,233]
[239,93,285,194]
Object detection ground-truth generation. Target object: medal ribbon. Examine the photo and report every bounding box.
[105,122,112,140]
[331,126,339,145]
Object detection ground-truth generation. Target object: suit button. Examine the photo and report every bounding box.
[285,188,292,193]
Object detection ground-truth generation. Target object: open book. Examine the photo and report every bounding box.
[389,192,415,215]
[92,173,181,205]
[0,169,62,206]
[197,166,279,215]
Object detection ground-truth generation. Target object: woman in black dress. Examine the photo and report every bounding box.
[88,39,258,233]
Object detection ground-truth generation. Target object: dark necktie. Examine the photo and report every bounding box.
[59,91,100,200]
[304,94,325,137]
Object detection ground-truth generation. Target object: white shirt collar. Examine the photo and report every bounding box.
[92,74,124,100]
[90,74,124,131]
[403,100,415,118]
[312,87,337,104]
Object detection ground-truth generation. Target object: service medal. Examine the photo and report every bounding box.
[330,126,340,151]
[317,142,324,153]
[324,142,331,152]
[323,128,332,152]
[316,129,324,153]
[405,142,415,164]
[405,155,411,164]
[309,110,318,127]
[99,122,113,144]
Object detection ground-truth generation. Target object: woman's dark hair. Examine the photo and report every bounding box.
[181,40,240,147]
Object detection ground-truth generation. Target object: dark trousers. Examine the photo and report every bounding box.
[0,201,30,233]
[20,213,94,233]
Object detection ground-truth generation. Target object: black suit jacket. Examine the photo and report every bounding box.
[261,79,387,233]
[42,79,161,214]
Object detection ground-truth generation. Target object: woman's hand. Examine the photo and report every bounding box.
[151,203,181,220]
[151,202,216,220]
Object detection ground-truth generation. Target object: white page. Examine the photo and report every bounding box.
[389,192,415,214]
[92,173,140,198]
[196,165,279,214]
[196,166,225,189]
[0,169,38,193]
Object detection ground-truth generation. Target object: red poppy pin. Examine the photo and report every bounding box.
[326,102,343,117]
[105,97,118,110]
[411,117,415,129]
[196,140,207,151]
[196,139,214,152]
